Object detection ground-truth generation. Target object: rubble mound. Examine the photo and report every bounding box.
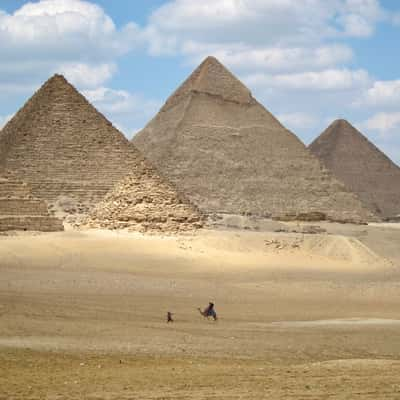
[0,173,63,232]
[133,57,377,224]
[81,168,204,233]
[309,119,400,220]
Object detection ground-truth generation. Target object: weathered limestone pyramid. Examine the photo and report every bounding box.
[0,172,63,232]
[0,74,203,231]
[309,119,400,220]
[0,75,154,215]
[83,168,204,233]
[133,56,377,223]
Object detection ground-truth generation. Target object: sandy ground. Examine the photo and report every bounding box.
[1,224,400,399]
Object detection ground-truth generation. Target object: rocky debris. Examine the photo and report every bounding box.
[275,225,327,234]
[0,172,63,232]
[134,56,377,224]
[309,119,400,220]
[274,212,327,222]
[264,238,303,250]
[80,169,204,234]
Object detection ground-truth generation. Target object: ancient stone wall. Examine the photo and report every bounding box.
[82,166,204,233]
[0,175,63,232]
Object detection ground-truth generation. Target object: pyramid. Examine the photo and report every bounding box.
[0,75,156,215]
[133,56,377,223]
[0,74,203,231]
[309,119,400,220]
[0,171,63,232]
[83,168,204,233]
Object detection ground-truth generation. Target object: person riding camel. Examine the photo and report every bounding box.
[198,302,217,321]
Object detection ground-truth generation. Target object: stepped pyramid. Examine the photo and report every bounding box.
[309,119,400,220]
[0,74,203,232]
[0,171,63,232]
[133,56,377,223]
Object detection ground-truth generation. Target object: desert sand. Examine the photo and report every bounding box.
[1,222,400,398]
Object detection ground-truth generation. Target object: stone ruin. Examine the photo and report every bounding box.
[309,119,400,220]
[82,167,204,233]
[0,172,63,232]
[133,56,378,224]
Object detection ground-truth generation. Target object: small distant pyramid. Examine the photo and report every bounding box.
[0,75,151,215]
[83,168,204,233]
[0,171,63,232]
[133,57,377,223]
[309,119,400,219]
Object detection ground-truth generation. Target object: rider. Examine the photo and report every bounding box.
[204,302,217,320]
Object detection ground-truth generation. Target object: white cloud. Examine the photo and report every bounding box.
[363,112,400,138]
[355,80,400,107]
[0,0,140,58]
[183,44,354,73]
[83,87,160,116]
[144,0,387,56]
[338,0,385,37]
[277,112,318,130]
[82,87,161,137]
[0,0,142,87]
[57,62,116,88]
[244,68,371,91]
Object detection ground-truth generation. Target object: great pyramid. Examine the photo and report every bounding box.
[0,171,63,232]
[133,56,377,223]
[83,168,204,233]
[309,119,400,220]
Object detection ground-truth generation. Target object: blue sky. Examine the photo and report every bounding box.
[0,0,399,164]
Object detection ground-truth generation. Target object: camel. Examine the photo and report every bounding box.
[198,302,217,321]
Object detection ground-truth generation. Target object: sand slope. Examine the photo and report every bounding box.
[1,227,400,398]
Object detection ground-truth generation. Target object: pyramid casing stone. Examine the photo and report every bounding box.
[133,57,377,223]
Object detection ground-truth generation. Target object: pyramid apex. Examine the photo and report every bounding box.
[331,118,352,127]
[201,55,222,66]
[162,55,253,109]
[47,73,69,83]
[310,117,400,219]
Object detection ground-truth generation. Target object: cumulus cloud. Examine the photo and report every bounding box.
[0,0,140,58]
[83,87,160,115]
[355,80,400,107]
[82,87,160,136]
[183,44,354,73]
[0,0,141,87]
[276,112,319,130]
[363,112,400,138]
[244,69,371,91]
[57,63,116,88]
[144,0,387,57]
